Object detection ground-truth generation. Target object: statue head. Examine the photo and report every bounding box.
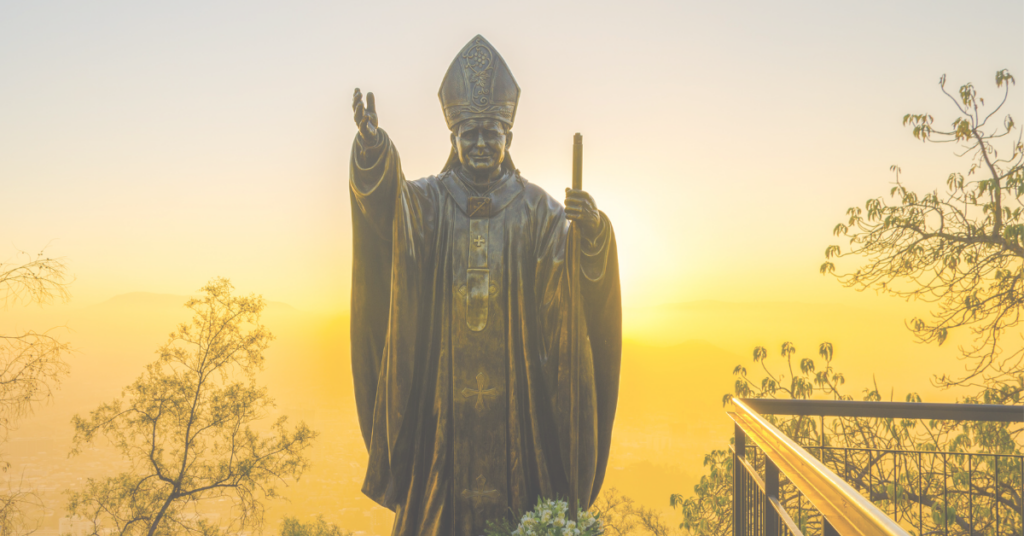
[438,35,520,180]
[450,119,513,181]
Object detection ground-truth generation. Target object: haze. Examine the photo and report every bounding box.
[1,1,1021,534]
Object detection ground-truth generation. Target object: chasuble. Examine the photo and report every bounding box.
[348,35,622,536]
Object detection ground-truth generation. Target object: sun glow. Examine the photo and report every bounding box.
[1,0,1020,534]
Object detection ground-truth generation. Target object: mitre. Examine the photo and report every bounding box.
[438,35,521,130]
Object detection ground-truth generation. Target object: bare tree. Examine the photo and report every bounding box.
[66,278,317,536]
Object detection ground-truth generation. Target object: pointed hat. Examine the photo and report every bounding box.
[438,35,521,130]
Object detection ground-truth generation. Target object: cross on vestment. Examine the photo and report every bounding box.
[461,372,498,409]
[460,474,499,501]
[473,235,485,247]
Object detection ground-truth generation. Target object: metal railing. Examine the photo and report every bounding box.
[729,398,1024,536]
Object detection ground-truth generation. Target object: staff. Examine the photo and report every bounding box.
[568,132,583,521]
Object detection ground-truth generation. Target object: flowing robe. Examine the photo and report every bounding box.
[349,130,621,536]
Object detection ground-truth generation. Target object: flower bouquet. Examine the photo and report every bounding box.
[485,497,603,536]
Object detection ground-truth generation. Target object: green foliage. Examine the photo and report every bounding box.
[0,249,72,451]
[825,71,1024,402]
[65,278,318,535]
[0,249,72,535]
[675,342,1022,535]
[279,515,353,536]
[592,488,674,536]
[484,497,603,536]
[670,451,731,536]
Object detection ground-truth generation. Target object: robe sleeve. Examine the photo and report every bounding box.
[349,129,436,452]
[533,197,621,505]
[577,211,622,502]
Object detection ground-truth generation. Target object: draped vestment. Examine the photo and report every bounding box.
[349,130,621,536]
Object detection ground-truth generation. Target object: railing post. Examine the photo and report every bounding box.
[765,456,779,536]
[823,517,839,536]
[734,423,745,536]
[728,398,1024,536]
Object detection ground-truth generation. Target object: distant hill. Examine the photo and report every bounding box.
[0,295,966,533]
[97,291,296,311]
[601,338,741,517]
[623,298,962,398]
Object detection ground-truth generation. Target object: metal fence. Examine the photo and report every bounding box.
[730,398,1024,536]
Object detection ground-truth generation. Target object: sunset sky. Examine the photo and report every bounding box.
[1,1,1022,533]
[3,0,1019,315]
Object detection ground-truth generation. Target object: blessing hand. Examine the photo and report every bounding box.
[352,88,379,142]
[564,188,602,240]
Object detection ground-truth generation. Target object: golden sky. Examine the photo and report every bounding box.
[2,0,1019,314]
[1,1,1022,533]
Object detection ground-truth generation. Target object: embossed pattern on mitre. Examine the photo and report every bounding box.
[462,40,494,106]
[438,35,521,129]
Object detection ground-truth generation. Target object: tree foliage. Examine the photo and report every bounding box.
[669,450,731,536]
[822,70,1024,401]
[0,249,72,536]
[0,249,71,447]
[592,488,674,536]
[674,342,1022,535]
[279,515,353,536]
[66,278,318,536]
[675,71,1024,536]
[0,473,44,536]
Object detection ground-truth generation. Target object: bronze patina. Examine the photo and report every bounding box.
[349,35,622,536]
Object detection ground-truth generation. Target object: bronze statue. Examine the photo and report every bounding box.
[349,35,622,536]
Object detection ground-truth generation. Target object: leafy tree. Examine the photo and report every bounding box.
[0,249,71,448]
[591,488,674,536]
[668,450,730,536]
[673,342,1021,535]
[822,70,1023,403]
[675,72,1024,536]
[0,473,45,536]
[279,515,353,536]
[66,278,318,536]
[0,249,72,535]
[592,488,640,536]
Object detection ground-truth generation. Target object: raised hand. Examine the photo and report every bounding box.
[353,88,379,142]
[565,188,602,239]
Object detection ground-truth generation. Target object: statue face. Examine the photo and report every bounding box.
[452,119,512,177]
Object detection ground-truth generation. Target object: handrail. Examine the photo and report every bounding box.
[739,398,1023,422]
[731,446,805,535]
[729,398,909,536]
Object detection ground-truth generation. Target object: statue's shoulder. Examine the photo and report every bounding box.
[513,172,541,200]
[409,173,443,186]
[407,174,445,196]
[515,172,561,213]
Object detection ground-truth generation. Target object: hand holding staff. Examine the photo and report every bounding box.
[564,134,601,240]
